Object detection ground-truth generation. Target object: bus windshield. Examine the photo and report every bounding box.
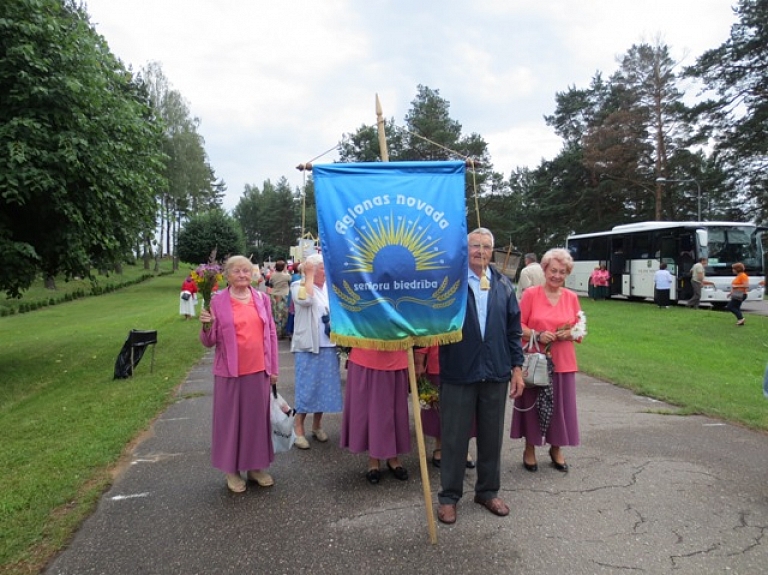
[706,225,764,274]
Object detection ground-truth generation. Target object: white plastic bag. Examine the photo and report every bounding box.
[270,385,296,453]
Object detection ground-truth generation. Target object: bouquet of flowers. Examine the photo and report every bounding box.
[571,311,587,339]
[191,249,223,311]
[554,311,587,344]
[417,376,440,410]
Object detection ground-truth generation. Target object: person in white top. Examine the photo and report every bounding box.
[654,262,675,308]
[289,254,343,449]
[516,253,546,298]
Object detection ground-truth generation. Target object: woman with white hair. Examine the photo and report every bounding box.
[199,255,279,493]
[511,248,585,474]
[290,254,343,448]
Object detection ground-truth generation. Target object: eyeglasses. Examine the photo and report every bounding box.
[469,243,493,251]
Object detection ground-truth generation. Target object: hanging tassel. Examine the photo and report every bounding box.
[480,267,490,290]
[297,278,307,300]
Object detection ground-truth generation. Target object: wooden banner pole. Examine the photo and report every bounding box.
[407,348,438,544]
[375,94,389,162]
[377,93,436,542]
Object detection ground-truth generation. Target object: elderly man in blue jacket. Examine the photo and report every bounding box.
[437,227,526,525]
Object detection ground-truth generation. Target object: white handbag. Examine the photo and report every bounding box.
[522,338,550,388]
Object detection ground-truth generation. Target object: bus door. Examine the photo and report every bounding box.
[659,234,678,300]
[609,237,626,296]
[756,227,768,284]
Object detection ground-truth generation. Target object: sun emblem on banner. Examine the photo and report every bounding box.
[344,214,446,272]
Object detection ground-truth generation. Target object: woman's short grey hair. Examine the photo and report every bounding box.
[541,248,574,274]
[304,253,323,267]
[223,255,253,276]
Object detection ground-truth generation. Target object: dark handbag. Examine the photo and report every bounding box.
[181,292,191,301]
[522,339,550,388]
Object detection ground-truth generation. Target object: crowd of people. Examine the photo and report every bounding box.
[191,232,754,525]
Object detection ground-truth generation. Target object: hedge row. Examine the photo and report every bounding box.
[0,271,173,317]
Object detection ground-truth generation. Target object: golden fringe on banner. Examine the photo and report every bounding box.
[331,329,463,351]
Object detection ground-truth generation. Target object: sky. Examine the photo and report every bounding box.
[84,0,738,212]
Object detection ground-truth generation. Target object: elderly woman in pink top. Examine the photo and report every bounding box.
[199,255,279,493]
[511,248,584,474]
[341,348,411,485]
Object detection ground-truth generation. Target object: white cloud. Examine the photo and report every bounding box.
[85,0,737,211]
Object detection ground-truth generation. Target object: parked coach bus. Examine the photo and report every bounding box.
[565,221,766,307]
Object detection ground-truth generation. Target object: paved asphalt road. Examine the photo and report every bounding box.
[44,305,768,575]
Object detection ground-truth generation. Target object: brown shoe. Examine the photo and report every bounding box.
[437,503,457,524]
[473,496,509,517]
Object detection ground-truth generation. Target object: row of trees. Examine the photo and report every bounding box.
[2,0,766,297]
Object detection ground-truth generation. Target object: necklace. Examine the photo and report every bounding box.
[231,291,251,300]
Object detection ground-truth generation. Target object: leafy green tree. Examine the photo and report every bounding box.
[545,42,722,227]
[338,118,406,162]
[611,42,700,220]
[259,177,299,257]
[140,61,223,263]
[688,0,768,221]
[232,178,298,262]
[0,0,166,297]
[177,210,246,266]
[232,183,264,254]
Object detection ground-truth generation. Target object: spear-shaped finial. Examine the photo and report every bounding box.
[376,93,389,162]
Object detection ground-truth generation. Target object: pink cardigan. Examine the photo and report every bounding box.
[200,287,279,378]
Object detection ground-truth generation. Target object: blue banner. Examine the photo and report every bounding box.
[313,161,467,350]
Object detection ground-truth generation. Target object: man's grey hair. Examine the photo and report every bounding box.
[525,252,538,263]
[468,227,494,247]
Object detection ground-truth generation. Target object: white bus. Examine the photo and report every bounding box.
[565,221,766,306]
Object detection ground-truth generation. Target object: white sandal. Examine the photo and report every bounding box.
[226,473,246,493]
[247,470,274,487]
[312,429,328,442]
[294,436,310,449]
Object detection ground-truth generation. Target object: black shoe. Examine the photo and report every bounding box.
[431,455,441,468]
[366,469,381,484]
[465,458,476,469]
[387,462,409,481]
[523,461,538,472]
[549,447,569,472]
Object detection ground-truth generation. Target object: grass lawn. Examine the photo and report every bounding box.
[0,263,208,574]
[0,277,766,574]
[577,297,768,429]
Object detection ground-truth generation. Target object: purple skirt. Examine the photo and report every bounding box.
[341,362,411,460]
[510,371,580,447]
[211,371,273,474]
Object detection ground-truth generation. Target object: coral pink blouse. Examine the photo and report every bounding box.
[232,298,265,376]
[519,285,582,373]
[349,348,409,371]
